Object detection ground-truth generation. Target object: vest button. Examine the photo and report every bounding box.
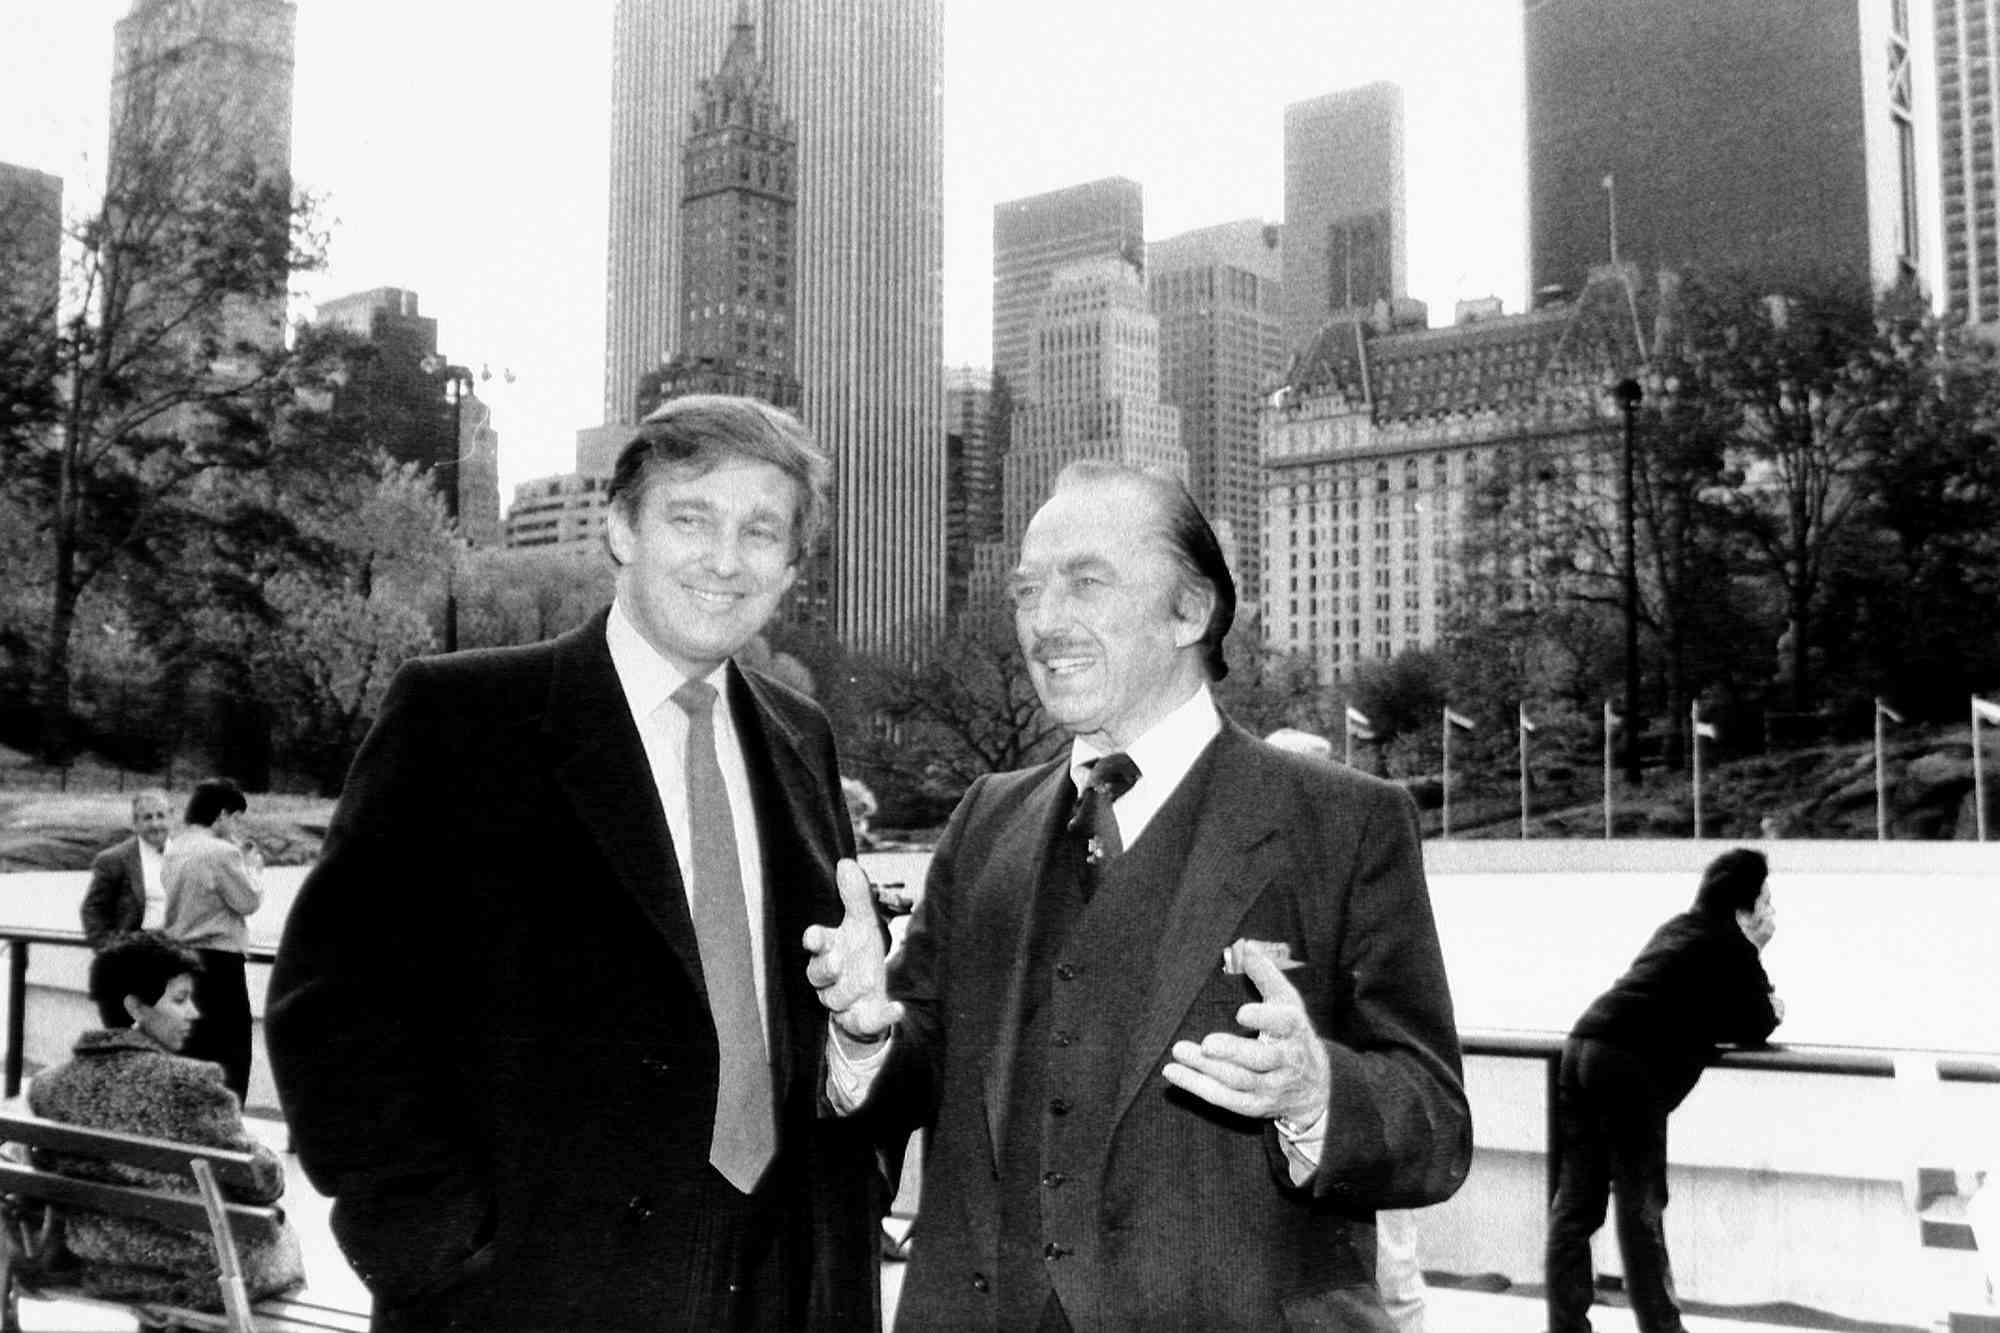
[1042,1170,1066,1188]
[1049,1096,1071,1116]
[1051,1029,1073,1047]
[1044,1242,1071,1261]
[1055,962,1078,981]
[971,1271,990,1293]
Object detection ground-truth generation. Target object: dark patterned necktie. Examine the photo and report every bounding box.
[1066,752,1142,882]
[672,679,776,1193]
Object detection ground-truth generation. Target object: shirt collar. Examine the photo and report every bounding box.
[606,597,729,719]
[1068,684,1220,795]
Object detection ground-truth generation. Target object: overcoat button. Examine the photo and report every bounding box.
[971,1272,990,1292]
[624,1194,655,1221]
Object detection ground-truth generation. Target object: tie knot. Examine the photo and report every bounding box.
[671,678,718,717]
[1088,752,1140,802]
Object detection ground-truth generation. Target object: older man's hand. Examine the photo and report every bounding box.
[803,859,904,1047]
[1161,948,1331,1124]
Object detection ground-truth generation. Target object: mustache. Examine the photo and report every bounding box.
[1026,637,1094,661]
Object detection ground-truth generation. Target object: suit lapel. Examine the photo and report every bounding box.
[1109,726,1281,1135]
[980,762,1075,1160]
[544,614,709,997]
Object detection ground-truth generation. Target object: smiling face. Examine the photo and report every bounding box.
[608,455,801,679]
[130,793,171,852]
[128,973,199,1053]
[1009,476,1210,750]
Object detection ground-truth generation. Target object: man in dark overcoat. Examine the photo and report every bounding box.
[268,396,886,1331]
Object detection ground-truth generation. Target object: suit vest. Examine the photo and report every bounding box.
[996,750,1218,1330]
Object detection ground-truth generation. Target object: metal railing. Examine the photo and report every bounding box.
[1,929,279,1099]
[1460,1028,2000,1202]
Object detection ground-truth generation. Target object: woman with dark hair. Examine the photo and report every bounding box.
[162,777,263,1101]
[28,931,304,1311]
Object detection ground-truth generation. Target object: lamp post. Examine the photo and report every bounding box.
[1614,376,1644,786]
[421,355,474,653]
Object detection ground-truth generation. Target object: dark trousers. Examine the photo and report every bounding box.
[1546,1037,1685,1333]
[183,948,251,1103]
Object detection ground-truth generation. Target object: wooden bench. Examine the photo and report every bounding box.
[0,1110,367,1333]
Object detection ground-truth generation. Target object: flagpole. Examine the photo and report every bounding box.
[1603,699,1614,840]
[1875,697,1888,842]
[1519,705,1530,839]
[1978,697,1990,844]
[1442,707,1453,840]
[1691,700,1703,841]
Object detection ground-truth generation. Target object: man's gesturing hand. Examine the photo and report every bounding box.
[803,859,904,1043]
[1161,948,1331,1124]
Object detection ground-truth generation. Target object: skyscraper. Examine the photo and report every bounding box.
[634,8,801,416]
[108,0,296,356]
[604,0,944,650]
[1001,257,1185,545]
[991,177,1145,400]
[1283,83,1406,360]
[1149,219,1286,611]
[1526,0,1940,301]
[944,366,1001,622]
[1937,0,2000,323]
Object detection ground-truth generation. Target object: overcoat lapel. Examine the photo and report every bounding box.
[543,616,709,999]
[1109,726,1282,1136]
[979,762,1076,1159]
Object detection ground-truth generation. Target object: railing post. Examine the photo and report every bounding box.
[1545,1051,1562,1205]
[6,940,25,1099]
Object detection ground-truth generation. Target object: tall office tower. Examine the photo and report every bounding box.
[637,9,801,416]
[944,366,1001,622]
[1001,258,1186,546]
[1149,219,1286,612]
[991,177,1146,399]
[605,0,944,650]
[0,163,62,329]
[1283,84,1406,361]
[1527,0,1941,302]
[108,0,297,357]
[1937,0,2000,323]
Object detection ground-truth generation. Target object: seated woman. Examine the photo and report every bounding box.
[27,931,304,1310]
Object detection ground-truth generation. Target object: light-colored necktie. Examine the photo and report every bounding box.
[672,678,776,1193]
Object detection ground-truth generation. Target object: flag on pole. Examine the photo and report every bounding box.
[1975,696,2000,725]
[1693,717,1718,741]
[1877,700,1905,725]
[1445,706,1477,731]
[1345,705,1375,740]
[1518,705,1537,734]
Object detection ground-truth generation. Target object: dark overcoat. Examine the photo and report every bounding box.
[266,610,881,1330]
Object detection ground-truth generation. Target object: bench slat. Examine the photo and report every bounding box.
[0,1161,279,1233]
[0,1111,267,1194]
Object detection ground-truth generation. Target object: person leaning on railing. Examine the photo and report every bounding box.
[25,932,304,1312]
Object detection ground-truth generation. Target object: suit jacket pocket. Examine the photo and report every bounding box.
[1278,1282,1396,1332]
[330,1161,498,1308]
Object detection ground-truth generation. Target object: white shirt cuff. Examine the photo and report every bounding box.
[1275,1106,1327,1184]
[824,1021,893,1113]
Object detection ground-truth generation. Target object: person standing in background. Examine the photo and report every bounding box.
[1546,847,1783,1333]
[80,790,173,1023]
[161,777,263,1103]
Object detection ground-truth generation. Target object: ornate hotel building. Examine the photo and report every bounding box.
[604,0,942,650]
[1260,287,1626,682]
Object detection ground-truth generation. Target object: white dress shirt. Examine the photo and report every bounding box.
[138,838,165,929]
[605,600,770,1031]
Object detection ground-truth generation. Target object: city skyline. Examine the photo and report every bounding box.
[0,0,1527,500]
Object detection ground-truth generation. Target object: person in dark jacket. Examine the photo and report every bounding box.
[1545,847,1783,1333]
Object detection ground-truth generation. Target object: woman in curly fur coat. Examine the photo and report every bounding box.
[27,932,304,1310]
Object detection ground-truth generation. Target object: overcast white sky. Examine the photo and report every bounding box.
[0,1,1526,497]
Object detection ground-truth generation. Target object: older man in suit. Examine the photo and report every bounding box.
[81,790,174,1027]
[811,461,1470,1330]
[269,396,886,1332]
